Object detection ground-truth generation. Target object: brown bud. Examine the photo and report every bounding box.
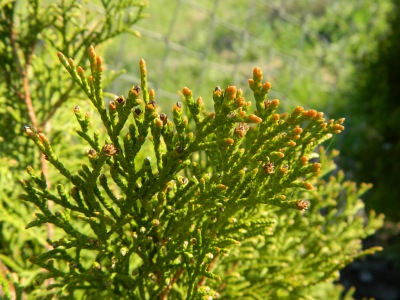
[147,100,156,110]
[264,162,274,174]
[102,144,118,157]
[214,86,222,92]
[295,200,309,211]
[115,95,125,105]
[234,123,249,138]
[132,85,141,95]
[134,108,142,116]
[87,149,98,158]
[160,113,168,124]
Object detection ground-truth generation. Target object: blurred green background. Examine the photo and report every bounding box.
[103,0,390,113]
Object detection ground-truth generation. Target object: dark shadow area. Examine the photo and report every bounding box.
[336,0,400,298]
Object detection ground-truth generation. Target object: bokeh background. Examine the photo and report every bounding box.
[99,0,400,298]
[104,0,387,112]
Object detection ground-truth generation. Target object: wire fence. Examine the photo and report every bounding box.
[104,0,391,114]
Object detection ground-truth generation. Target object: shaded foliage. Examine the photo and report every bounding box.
[336,0,400,221]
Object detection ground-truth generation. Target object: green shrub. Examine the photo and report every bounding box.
[15,46,383,299]
[0,1,384,299]
[0,0,146,298]
[336,0,400,222]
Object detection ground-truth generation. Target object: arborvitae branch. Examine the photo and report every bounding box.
[19,46,384,299]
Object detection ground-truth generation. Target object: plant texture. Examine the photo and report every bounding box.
[15,46,383,299]
[0,1,146,297]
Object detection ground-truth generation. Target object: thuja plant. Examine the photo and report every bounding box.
[0,1,146,296]
[18,46,383,299]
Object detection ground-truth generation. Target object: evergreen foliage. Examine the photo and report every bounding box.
[0,0,146,298]
[0,1,384,299]
[17,46,383,299]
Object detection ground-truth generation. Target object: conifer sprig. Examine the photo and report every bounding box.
[19,47,383,299]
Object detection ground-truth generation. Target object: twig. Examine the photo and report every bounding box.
[11,15,54,246]
[196,255,219,288]
[10,22,38,130]
[159,268,184,300]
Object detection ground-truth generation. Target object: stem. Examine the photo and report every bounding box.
[11,16,54,245]
[159,268,184,300]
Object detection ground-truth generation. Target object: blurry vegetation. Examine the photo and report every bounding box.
[0,0,147,296]
[104,0,392,114]
[335,0,400,222]
[11,45,384,298]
